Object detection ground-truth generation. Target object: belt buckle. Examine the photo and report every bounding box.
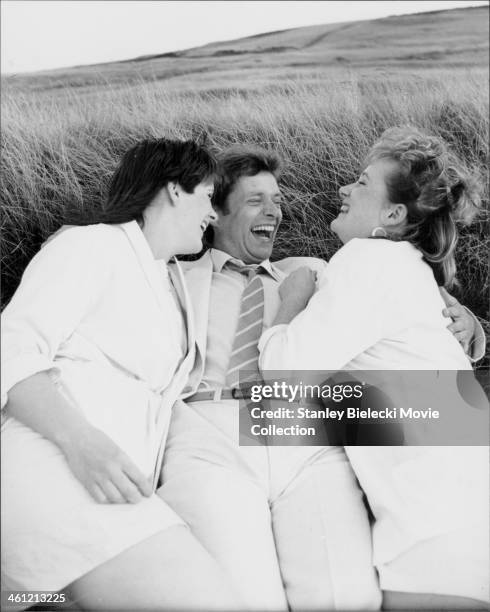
[231,386,252,400]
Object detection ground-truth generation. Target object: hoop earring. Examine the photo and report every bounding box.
[371,226,388,238]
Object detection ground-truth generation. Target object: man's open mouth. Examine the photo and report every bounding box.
[338,204,349,215]
[200,220,208,232]
[251,224,276,240]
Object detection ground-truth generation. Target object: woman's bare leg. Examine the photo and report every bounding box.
[67,525,246,611]
[383,591,489,610]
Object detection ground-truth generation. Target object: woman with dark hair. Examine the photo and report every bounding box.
[1,139,243,610]
[259,127,488,609]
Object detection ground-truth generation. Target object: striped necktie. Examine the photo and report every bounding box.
[225,261,266,389]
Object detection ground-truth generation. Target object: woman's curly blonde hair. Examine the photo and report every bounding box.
[366,127,481,287]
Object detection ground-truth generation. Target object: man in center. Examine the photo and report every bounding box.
[159,145,483,612]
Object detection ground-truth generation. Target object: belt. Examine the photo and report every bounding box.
[186,388,323,406]
[187,387,252,402]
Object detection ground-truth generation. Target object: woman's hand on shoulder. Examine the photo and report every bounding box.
[279,266,317,308]
[63,425,153,504]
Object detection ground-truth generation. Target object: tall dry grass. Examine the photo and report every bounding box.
[1,71,489,366]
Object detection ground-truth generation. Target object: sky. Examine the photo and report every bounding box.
[1,0,488,74]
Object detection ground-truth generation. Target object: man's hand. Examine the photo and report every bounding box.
[279,267,317,307]
[440,287,475,354]
[63,425,153,504]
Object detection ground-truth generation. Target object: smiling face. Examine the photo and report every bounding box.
[174,179,217,254]
[331,158,401,244]
[212,171,283,264]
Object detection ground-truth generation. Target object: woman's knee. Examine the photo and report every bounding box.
[67,525,245,610]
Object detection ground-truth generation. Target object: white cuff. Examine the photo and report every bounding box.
[258,324,288,353]
[258,324,288,371]
[464,307,486,363]
[1,352,60,409]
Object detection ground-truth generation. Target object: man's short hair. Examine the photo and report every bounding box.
[213,145,283,213]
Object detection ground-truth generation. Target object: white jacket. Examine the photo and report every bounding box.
[1,221,196,487]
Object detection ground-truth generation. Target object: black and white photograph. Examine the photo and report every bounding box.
[1,1,489,610]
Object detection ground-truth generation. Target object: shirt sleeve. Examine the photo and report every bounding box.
[259,239,409,373]
[463,307,486,363]
[1,225,114,408]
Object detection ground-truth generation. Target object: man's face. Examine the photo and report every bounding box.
[212,171,283,264]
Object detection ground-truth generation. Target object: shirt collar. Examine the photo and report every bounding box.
[210,248,280,281]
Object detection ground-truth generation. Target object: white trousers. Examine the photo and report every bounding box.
[159,400,381,611]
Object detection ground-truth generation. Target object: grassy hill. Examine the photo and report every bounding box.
[1,5,489,372]
[4,5,488,95]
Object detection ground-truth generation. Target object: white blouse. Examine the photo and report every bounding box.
[259,238,472,372]
[258,238,488,601]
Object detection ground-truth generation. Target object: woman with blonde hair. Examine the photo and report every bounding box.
[259,127,489,609]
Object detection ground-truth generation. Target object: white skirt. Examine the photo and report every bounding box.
[1,416,184,593]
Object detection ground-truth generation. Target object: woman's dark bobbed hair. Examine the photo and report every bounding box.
[105,138,217,225]
[65,138,217,226]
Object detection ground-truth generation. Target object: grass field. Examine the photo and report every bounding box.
[1,8,488,369]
